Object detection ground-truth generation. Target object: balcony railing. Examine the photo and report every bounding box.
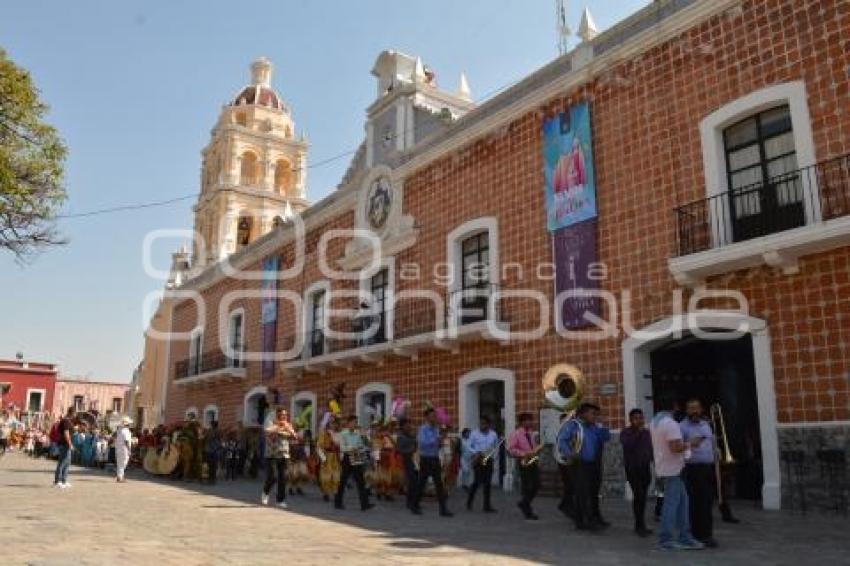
[675,154,850,256]
[174,351,245,381]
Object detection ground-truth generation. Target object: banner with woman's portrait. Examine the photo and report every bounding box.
[542,102,597,232]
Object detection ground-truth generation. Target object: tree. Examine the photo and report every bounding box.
[0,48,67,260]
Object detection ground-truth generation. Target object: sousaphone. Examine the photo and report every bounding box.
[542,363,584,412]
[542,364,584,464]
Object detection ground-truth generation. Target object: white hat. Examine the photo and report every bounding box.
[121,416,133,426]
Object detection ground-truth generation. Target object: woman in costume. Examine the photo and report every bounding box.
[439,426,459,492]
[287,429,310,496]
[317,416,341,502]
[371,422,394,501]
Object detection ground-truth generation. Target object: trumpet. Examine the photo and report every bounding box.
[709,403,734,505]
[473,438,504,466]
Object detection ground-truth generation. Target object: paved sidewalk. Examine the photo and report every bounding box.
[1,452,847,565]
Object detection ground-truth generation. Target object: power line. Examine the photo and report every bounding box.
[55,72,527,220]
[57,194,196,219]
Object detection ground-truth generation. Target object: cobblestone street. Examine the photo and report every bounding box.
[2,453,848,565]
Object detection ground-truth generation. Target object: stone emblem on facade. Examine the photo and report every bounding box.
[366,176,392,231]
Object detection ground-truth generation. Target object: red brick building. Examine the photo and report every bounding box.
[0,359,57,415]
[162,0,850,510]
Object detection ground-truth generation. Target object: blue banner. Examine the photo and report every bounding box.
[543,102,597,232]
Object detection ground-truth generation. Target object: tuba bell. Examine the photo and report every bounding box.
[542,363,584,412]
[543,364,584,465]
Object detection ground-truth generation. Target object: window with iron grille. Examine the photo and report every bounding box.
[460,231,490,323]
[189,330,203,375]
[229,312,244,368]
[310,291,326,357]
[723,105,803,241]
[366,269,388,344]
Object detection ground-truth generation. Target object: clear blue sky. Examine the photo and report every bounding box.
[0,0,648,381]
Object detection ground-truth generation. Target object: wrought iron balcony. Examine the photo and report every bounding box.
[675,155,850,257]
[174,351,245,382]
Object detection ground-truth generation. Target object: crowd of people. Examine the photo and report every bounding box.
[0,406,138,488]
[7,394,739,554]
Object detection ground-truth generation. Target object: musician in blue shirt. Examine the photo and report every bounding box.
[466,416,500,513]
[557,402,610,531]
[412,408,453,517]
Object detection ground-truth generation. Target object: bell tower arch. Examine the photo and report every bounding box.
[192,57,310,268]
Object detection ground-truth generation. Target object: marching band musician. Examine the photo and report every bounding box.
[679,399,718,548]
[466,416,499,513]
[412,408,453,517]
[334,415,374,511]
[558,402,610,531]
[508,412,541,520]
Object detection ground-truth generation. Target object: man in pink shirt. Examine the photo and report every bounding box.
[508,413,540,520]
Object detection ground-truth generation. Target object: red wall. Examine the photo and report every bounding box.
[0,362,57,414]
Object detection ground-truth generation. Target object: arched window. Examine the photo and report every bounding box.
[240,151,260,186]
[274,159,292,194]
[236,216,253,249]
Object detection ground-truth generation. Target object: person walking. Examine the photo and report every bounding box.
[396,418,419,513]
[466,416,500,513]
[334,415,374,511]
[413,408,453,517]
[621,408,653,537]
[650,396,705,552]
[680,399,718,548]
[558,403,609,531]
[508,413,541,520]
[261,408,296,508]
[203,420,223,485]
[54,407,75,488]
[115,416,133,482]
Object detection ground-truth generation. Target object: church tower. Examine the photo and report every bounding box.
[192,57,309,267]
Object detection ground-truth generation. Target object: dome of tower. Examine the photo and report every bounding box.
[230,57,287,111]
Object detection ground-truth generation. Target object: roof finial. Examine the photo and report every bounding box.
[577,7,599,43]
[457,72,472,101]
[251,57,273,87]
[414,57,426,83]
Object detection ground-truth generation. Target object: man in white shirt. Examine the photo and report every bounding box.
[466,416,500,513]
[649,396,705,552]
[115,416,133,483]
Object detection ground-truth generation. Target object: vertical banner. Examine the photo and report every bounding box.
[261,256,279,380]
[542,102,597,232]
[553,219,601,330]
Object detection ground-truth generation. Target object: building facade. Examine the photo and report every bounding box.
[163,0,850,510]
[0,358,57,414]
[52,378,130,417]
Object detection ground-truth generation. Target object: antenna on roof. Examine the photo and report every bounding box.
[555,0,571,56]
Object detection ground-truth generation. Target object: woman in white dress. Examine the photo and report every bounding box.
[114,416,133,482]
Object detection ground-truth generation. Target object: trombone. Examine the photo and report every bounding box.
[709,403,735,504]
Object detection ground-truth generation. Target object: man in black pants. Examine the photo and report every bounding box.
[620,408,653,537]
[261,408,296,508]
[413,408,452,517]
[396,418,419,512]
[334,416,374,511]
[679,399,718,547]
[508,413,541,520]
[557,403,610,531]
[466,417,499,513]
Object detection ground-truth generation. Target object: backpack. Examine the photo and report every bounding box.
[49,423,60,444]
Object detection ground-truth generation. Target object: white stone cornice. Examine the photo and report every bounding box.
[395,0,739,180]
